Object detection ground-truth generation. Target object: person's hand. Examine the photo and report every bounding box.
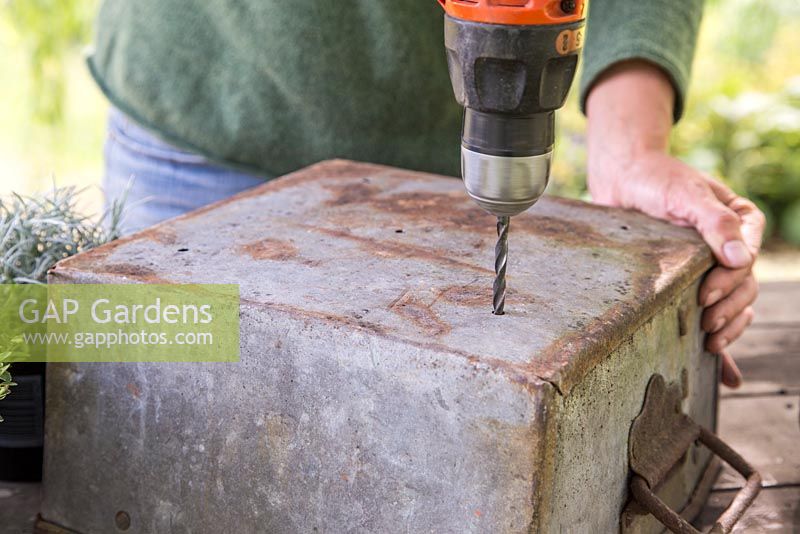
[588,151,764,387]
[585,61,766,388]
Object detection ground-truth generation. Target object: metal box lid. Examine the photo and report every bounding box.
[51,160,712,394]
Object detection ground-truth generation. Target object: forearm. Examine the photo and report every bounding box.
[587,61,673,157]
[585,61,675,203]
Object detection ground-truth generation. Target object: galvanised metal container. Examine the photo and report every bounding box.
[38,160,758,533]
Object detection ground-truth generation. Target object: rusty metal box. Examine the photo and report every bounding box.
[40,160,723,533]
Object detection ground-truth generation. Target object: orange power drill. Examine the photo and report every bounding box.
[437,0,587,314]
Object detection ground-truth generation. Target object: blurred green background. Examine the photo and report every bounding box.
[0,0,798,274]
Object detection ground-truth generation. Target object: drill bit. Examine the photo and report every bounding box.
[493,216,509,315]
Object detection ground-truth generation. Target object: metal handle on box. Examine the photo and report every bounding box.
[627,374,762,534]
[630,425,761,534]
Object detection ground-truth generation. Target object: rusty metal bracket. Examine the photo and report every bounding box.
[628,374,762,534]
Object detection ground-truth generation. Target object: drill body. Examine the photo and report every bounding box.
[437,0,586,313]
[439,0,587,217]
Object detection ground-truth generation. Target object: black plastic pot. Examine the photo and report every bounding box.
[0,362,45,481]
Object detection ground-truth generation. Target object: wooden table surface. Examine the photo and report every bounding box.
[1,282,798,534]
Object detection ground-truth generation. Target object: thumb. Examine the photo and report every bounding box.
[676,182,753,269]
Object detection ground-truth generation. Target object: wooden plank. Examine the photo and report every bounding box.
[730,327,800,359]
[723,319,800,396]
[0,481,40,534]
[720,314,800,396]
[722,352,800,397]
[713,396,800,489]
[752,281,800,326]
[694,486,800,532]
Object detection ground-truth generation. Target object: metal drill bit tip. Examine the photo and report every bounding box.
[493,216,509,315]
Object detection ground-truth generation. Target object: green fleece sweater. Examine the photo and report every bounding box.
[88,0,704,178]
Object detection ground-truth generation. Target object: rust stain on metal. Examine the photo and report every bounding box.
[126,383,141,399]
[324,179,382,206]
[51,261,174,285]
[546,195,617,214]
[50,224,187,276]
[305,225,493,275]
[431,282,540,309]
[50,234,131,271]
[148,228,179,245]
[320,182,618,250]
[101,263,156,277]
[98,263,172,284]
[238,239,299,261]
[366,191,488,231]
[389,290,451,337]
[526,388,561,532]
[434,284,489,307]
[514,215,616,249]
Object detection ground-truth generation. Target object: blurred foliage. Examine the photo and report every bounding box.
[0,184,127,417]
[3,0,96,123]
[0,339,16,422]
[674,0,800,245]
[677,81,800,244]
[553,0,800,245]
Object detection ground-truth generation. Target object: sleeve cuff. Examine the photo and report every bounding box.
[579,43,690,123]
[578,0,704,124]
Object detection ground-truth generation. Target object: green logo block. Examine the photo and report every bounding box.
[0,284,240,362]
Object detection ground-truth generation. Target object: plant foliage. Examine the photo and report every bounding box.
[0,184,127,419]
[676,79,800,244]
[0,185,126,284]
[0,336,21,422]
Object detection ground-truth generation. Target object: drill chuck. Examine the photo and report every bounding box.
[461,147,551,218]
[461,109,553,217]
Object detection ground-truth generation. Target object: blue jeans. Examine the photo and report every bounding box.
[103,108,269,234]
